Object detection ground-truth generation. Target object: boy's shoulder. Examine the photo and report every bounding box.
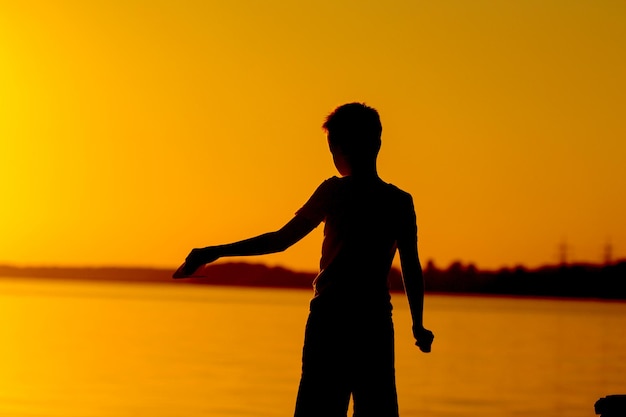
[318,176,414,207]
[381,181,412,198]
[320,175,410,191]
[383,182,415,210]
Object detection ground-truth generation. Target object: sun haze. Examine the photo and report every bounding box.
[1,1,625,271]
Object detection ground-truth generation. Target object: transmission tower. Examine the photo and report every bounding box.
[559,239,569,265]
[603,239,613,265]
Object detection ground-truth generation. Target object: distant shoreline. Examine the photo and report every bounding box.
[1,260,625,300]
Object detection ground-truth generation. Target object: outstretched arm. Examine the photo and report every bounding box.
[177,215,317,277]
[398,237,434,352]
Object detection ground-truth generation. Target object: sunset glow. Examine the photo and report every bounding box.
[1,1,625,271]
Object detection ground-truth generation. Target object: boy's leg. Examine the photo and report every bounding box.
[294,367,351,417]
[294,311,352,417]
[351,316,399,417]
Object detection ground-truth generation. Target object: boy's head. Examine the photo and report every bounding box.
[322,103,382,171]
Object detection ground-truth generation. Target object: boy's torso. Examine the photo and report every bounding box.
[299,176,416,312]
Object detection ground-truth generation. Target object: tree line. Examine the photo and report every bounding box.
[1,260,625,300]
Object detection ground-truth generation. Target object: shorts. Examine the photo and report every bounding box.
[293,306,399,417]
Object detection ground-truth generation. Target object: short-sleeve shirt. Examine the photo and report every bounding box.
[296,176,417,313]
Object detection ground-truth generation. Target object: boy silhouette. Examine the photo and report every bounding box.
[175,102,434,417]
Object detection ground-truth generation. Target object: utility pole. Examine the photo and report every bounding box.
[603,239,613,266]
[559,239,568,266]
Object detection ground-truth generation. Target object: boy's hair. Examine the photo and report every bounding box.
[322,103,382,159]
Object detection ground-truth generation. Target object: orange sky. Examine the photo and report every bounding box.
[1,1,625,271]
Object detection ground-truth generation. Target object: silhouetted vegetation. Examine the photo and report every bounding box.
[0,263,316,289]
[1,260,625,300]
[389,259,626,300]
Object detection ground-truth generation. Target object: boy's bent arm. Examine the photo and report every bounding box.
[398,239,425,328]
[180,215,317,276]
[398,238,434,352]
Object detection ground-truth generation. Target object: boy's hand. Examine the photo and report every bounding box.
[173,247,220,278]
[413,326,434,353]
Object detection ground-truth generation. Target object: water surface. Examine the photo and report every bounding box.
[1,278,624,416]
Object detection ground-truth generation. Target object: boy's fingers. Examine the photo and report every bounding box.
[415,330,434,353]
[416,339,432,353]
[183,263,199,276]
[173,261,201,278]
[173,263,189,279]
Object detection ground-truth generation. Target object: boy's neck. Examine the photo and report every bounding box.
[347,163,379,180]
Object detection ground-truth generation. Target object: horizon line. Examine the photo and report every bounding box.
[2,258,625,273]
